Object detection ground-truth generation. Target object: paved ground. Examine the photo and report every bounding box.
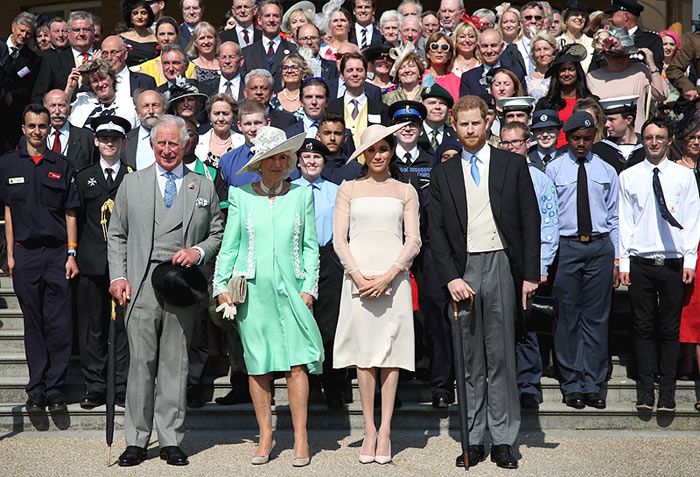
[1,429,699,476]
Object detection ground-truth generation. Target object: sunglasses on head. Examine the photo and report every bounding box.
[429,43,451,52]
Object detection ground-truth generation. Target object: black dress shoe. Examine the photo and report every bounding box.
[46,393,67,412]
[115,393,126,408]
[657,395,676,413]
[118,446,147,467]
[563,393,585,409]
[432,396,449,409]
[160,446,189,466]
[490,444,518,469]
[80,392,105,409]
[25,393,46,413]
[584,393,606,409]
[215,390,252,405]
[187,396,205,408]
[455,445,486,467]
[520,394,540,410]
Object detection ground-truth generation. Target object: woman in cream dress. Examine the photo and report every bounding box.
[333,123,421,465]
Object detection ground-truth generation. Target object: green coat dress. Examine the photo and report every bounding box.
[213,183,324,375]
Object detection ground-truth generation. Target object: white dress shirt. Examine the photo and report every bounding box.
[47,123,70,155]
[344,92,367,113]
[423,123,444,145]
[461,142,490,183]
[264,35,281,54]
[354,23,375,49]
[395,144,419,164]
[100,158,121,180]
[136,126,156,170]
[71,46,94,67]
[236,24,255,48]
[218,74,241,98]
[303,114,320,138]
[618,158,700,272]
[115,67,132,104]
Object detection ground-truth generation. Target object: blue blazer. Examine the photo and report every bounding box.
[459,47,528,97]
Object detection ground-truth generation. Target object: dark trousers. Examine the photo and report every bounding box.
[314,246,347,400]
[76,273,129,395]
[552,238,614,395]
[187,301,209,395]
[516,332,543,399]
[416,247,453,399]
[628,258,684,392]
[13,244,72,396]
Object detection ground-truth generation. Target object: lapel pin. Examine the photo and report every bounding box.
[188,183,195,189]
[87,177,97,187]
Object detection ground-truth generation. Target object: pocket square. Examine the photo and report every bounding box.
[195,197,209,208]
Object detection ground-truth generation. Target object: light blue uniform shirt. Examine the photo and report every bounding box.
[529,164,559,276]
[292,176,338,247]
[546,150,620,258]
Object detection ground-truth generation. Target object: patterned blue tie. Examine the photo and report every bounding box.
[470,154,480,187]
[164,171,177,209]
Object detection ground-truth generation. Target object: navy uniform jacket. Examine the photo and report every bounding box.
[393,149,434,191]
[75,160,131,275]
[0,146,79,244]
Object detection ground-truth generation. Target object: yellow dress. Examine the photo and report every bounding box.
[135,57,197,86]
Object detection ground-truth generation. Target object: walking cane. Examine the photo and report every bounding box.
[451,299,472,471]
[105,298,118,466]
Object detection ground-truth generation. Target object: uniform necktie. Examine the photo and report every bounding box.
[404,152,412,165]
[242,28,250,45]
[267,41,275,56]
[224,80,232,96]
[105,168,114,188]
[576,157,593,236]
[361,28,368,48]
[164,171,177,209]
[470,154,480,186]
[350,99,359,119]
[430,129,439,151]
[653,167,683,229]
[52,130,61,153]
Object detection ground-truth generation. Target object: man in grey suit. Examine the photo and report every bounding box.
[108,114,223,467]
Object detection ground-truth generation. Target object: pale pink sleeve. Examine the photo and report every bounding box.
[394,184,422,270]
[333,181,360,273]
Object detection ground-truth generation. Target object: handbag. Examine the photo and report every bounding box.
[215,276,247,321]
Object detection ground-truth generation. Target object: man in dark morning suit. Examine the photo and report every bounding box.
[241,68,296,129]
[296,23,340,97]
[239,0,298,92]
[31,11,96,103]
[176,0,205,50]
[100,36,156,96]
[607,0,664,72]
[219,0,262,49]
[154,44,216,97]
[429,95,540,470]
[74,115,133,409]
[43,89,95,170]
[215,41,246,102]
[349,0,384,49]
[3,13,41,151]
[460,29,528,98]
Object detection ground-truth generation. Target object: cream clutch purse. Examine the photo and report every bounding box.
[215,276,247,321]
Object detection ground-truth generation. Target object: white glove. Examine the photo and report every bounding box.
[215,302,238,321]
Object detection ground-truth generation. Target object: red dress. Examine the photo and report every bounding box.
[680,249,700,343]
[555,97,577,149]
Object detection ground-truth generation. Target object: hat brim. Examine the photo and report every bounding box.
[238,132,307,177]
[151,262,208,307]
[531,121,562,130]
[281,1,316,33]
[95,129,127,138]
[348,122,410,163]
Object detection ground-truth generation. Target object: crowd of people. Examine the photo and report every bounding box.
[1,0,700,470]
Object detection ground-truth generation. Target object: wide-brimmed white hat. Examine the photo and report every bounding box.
[348,122,410,163]
[281,1,316,34]
[238,127,306,177]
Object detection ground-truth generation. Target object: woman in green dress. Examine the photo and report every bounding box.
[214,127,323,467]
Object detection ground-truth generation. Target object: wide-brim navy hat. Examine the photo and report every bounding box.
[151,262,208,307]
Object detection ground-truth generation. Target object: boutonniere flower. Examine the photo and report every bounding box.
[195,197,209,208]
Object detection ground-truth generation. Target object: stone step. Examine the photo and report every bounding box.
[0,288,18,308]
[0,309,23,330]
[0,330,24,353]
[0,276,13,288]
[1,401,698,433]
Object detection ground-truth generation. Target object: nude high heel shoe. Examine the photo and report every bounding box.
[251,439,276,465]
[375,435,392,465]
[358,433,376,464]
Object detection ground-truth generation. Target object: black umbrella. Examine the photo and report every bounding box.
[451,300,472,471]
[106,298,118,465]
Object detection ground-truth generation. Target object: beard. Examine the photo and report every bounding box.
[460,131,486,151]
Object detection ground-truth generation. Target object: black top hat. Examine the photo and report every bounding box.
[297,138,330,157]
[90,115,132,137]
[545,43,588,78]
[388,100,427,124]
[605,0,644,17]
[151,262,208,307]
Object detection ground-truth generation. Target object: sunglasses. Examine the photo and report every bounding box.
[429,43,451,52]
[523,15,544,21]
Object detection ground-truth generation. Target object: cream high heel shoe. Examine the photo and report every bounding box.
[292,444,310,467]
[375,434,392,465]
[358,433,376,464]
[251,439,276,465]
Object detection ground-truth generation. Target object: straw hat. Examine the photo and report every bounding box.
[237,126,306,177]
[348,122,410,163]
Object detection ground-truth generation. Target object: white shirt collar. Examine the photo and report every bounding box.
[100,158,121,177]
[220,73,240,89]
[139,126,151,140]
[424,123,444,135]
[303,114,319,128]
[53,122,70,136]
[628,26,638,36]
[396,144,419,163]
[117,66,129,79]
[71,46,93,61]
[5,36,19,51]
[642,157,670,172]
[156,161,184,178]
[461,142,490,164]
[344,91,367,106]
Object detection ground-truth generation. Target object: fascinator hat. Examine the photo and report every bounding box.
[545,43,588,78]
[593,26,637,56]
[348,123,410,163]
[164,77,208,112]
[389,42,418,78]
[238,127,306,177]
